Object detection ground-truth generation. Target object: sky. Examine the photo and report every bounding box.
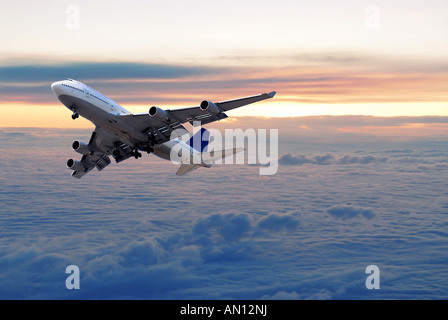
[0,0,448,301]
[0,0,447,127]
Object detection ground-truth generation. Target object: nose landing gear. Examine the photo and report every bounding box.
[70,106,79,120]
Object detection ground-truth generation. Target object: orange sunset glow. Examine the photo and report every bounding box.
[1,1,447,129]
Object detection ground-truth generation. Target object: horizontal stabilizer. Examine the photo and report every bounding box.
[202,147,245,163]
[176,163,201,176]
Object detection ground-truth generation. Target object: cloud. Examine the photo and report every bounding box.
[260,290,300,300]
[192,213,253,243]
[192,213,300,243]
[0,62,234,104]
[338,155,387,165]
[0,62,226,83]
[326,205,376,220]
[215,51,448,74]
[279,153,387,166]
[2,50,448,107]
[257,214,299,233]
[1,127,448,300]
[0,130,39,142]
[119,240,159,267]
[189,213,299,263]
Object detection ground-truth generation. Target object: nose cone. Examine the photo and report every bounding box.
[51,81,63,96]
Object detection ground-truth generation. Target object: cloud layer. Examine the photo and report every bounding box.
[326,205,376,220]
[0,125,447,299]
[0,62,224,83]
[279,153,388,166]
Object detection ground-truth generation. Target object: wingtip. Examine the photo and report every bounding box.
[267,91,276,98]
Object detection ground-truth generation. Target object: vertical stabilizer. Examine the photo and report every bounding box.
[187,127,210,152]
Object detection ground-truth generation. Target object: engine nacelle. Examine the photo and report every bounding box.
[149,106,170,121]
[200,100,221,115]
[72,140,91,155]
[67,159,85,172]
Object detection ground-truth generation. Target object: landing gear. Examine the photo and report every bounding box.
[70,105,79,120]
[131,151,142,159]
[112,149,122,162]
[132,150,142,159]
[145,145,154,154]
[132,152,142,159]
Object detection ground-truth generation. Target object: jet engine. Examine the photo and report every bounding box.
[200,100,221,115]
[67,159,85,172]
[149,106,170,121]
[72,140,91,155]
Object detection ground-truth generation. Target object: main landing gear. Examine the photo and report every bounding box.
[113,148,143,161]
[131,149,142,159]
[146,145,154,154]
[112,149,122,162]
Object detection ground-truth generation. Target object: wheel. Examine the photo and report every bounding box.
[146,145,154,154]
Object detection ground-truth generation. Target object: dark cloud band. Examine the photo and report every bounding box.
[0,62,225,83]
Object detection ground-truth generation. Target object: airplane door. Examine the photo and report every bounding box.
[85,90,90,99]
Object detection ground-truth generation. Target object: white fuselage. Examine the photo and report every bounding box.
[51,78,130,115]
[51,79,205,165]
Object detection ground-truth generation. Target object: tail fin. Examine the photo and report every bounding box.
[187,127,210,152]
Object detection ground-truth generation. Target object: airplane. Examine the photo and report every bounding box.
[51,78,276,178]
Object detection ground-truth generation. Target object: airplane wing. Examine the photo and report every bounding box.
[117,91,276,144]
[68,127,134,178]
[117,113,188,145]
[169,91,277,126]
